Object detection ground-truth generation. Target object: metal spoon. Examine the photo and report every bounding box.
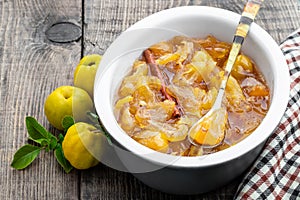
[188,0,264,148]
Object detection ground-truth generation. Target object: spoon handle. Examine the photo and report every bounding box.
[214,0,264,109]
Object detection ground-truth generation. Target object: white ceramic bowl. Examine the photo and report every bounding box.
[94,6,290,194]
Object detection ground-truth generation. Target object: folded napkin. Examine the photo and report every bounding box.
[235,29,300,199]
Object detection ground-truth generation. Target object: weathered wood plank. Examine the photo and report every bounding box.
[1,0,299,199]
[80,164,241,199]
[81,0,299,199]
[0,0,82,199]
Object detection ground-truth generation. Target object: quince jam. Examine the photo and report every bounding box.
[114,35,270,156]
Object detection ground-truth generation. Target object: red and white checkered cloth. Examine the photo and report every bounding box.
[235,29,300,199]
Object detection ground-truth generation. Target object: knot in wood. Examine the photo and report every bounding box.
[46,22,81,43]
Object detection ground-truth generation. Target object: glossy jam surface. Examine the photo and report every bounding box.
[114,35,270,156]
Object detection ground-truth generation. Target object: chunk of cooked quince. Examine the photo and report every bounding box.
[190,50,220,89]
[136,75,162,91]
[167,84,205,118]
[172,63,204,87]
[147,120,189,142]
[118,106,136,133]
[133,85,156,103]
[231,54,254,80]
[225,76,247,108]
[134,100,176,125]
[132,61,149,75]
[156,41,194,67]
[118,64,149,97]
[198,87,218,114]
[119,74,161,98]
[149,41,173,56]
[176,41,194,65]
[114,95,133,118]
[241,77,269,97]
[133,131,169,153]
[156,53,180,65]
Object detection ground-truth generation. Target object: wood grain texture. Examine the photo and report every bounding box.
[1,0,299,199]
[0,0,82,199]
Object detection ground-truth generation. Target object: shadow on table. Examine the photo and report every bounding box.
[79,164,243,200]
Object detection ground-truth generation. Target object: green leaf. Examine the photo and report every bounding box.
[49,137,58,150]
[26,117,52,141]
[28,137,48,145]
[58,134,64,143]
[62,116,75,134]
[54,144,73,173]
[11,145,41,170]
[41,140,49,148]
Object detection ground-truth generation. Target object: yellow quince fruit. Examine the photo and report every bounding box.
[74,54,102,98]
[62,122,105,169]
[44,86,94,130]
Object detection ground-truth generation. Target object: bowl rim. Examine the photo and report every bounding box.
[94,6,290,168]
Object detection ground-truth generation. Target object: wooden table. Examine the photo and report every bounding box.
[1,0,299,199]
